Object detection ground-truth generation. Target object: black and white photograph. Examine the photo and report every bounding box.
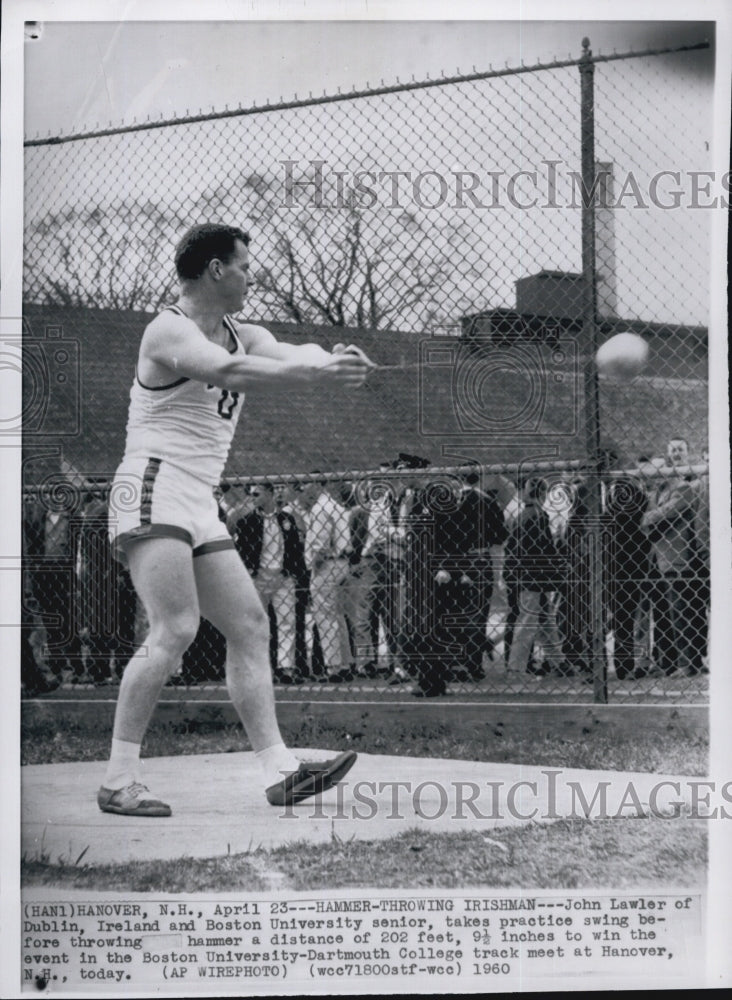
[2,0,731,994]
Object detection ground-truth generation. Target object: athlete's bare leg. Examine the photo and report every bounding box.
[193,547,285,751]
[192,555,358,804]
[112,537,201,744]
[101,541,348,814]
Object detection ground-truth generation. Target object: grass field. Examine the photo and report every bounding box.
[21,709,708,776]
[22,820,707,894]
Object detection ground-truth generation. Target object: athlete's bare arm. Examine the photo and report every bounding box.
[237,322,376,368]
[138,312,373,391]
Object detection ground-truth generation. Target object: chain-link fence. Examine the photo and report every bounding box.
[21,39,712,703]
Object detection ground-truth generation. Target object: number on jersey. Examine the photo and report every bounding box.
[208,385,240,420]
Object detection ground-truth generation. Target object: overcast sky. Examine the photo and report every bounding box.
[24,18,714,138]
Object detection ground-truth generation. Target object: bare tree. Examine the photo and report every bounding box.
[25,173,278,310]
[26,202,184,310]
[254,205,456,330]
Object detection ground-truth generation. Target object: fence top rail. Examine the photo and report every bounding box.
[22,460,710,501]
[24,40,710,149]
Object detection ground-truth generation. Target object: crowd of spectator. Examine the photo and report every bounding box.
[22,435,710,697]
[22,487,138,694]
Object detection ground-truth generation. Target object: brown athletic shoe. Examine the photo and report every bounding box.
[265,750,358,806]
[97,782,172,817]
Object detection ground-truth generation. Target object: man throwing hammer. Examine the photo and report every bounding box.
[100,223,373,816]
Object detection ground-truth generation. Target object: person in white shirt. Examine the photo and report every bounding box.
[641,436,706,676]
[340,480,401,677]
[300,477,352,682]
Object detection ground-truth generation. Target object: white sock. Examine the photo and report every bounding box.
[103,738,141,789]
[255,743,300,790]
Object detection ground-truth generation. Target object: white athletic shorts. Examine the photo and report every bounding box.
[108,457,234,563]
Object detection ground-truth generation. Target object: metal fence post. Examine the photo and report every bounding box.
[579,38,607,704]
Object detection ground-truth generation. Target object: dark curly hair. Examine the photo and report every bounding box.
[174,223,250,280]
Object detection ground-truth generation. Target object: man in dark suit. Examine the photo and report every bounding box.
[431,467,509,682]
[231,482,307,684]
[78,491,138,684]
[394,460,504,696]
[504,477,565,674]
[22,496,62,695]
[26,496,85,683]
[398,463,447,696]
[601,460,651,680]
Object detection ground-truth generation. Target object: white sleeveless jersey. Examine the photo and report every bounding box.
[121,306,245,486]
